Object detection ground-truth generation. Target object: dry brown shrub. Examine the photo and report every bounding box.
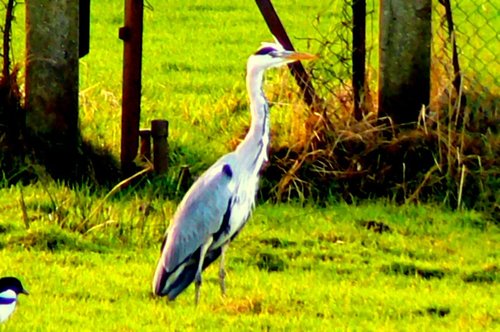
[259,74,498,215]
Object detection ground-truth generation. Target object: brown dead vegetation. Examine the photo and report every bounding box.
[259,74,499,217]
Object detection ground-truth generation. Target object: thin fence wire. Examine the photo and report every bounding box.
[432,1,499,113]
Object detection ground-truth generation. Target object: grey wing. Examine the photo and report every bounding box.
[162,163,235,272]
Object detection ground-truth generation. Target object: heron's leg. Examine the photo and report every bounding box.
[194,237,213,306]
[219,244,228,296]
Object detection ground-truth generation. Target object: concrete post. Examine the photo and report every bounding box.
[25,0,79,144]
[379,0,431,125]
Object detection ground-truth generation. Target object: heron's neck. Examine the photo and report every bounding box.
[236,67,270,169]
[247,68,268,134]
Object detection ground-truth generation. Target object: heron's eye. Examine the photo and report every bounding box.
[254,47,277,56]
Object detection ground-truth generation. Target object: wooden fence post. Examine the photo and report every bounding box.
[139,129,151,161]
[151,120,168,175]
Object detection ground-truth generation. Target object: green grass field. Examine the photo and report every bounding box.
[1,0,499,331]
[1,198,498,331]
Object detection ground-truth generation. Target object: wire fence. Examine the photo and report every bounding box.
[432,1,499,111]
[268,0,498,208]
[310,0,499,117]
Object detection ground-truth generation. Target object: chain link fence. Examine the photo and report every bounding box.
[432,1,499,113]
[309,0,498,116]
[268,0,498,209]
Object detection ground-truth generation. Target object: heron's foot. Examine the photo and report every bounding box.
[194,272,202,306]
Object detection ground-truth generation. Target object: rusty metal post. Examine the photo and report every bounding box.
[352,0,366,121]
[255,0,318,108]
[119,0,144,174]
[139,129,151,161]
[151,120,168,175]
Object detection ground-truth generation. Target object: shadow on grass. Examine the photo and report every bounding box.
[256,251,288,272]
[415,306,451,317]
[4,225,111,253]
[381,262,447,279]
[462,265,498,284]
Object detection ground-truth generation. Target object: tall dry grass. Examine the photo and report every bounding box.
[260,67,498,217]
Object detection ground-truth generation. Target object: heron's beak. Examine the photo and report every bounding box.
[284,51,318,61]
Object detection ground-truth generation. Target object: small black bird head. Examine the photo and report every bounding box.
[0,277,29,296]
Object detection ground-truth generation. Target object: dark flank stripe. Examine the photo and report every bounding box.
[213,198,233,243]
[262,102,269,136]
[222,164,233,178]
[251,141,264,168]
[0,297,15,305]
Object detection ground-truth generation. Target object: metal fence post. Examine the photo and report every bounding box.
[352,0,366,121]
[119,0,144,174]
[255,0,319,109]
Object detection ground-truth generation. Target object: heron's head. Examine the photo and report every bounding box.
[247,41,317,72]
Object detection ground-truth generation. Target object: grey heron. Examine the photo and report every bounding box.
[152,41,317,304]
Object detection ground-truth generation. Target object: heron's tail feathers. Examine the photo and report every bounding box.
[152,262,196,300]
[152,247,223,300]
